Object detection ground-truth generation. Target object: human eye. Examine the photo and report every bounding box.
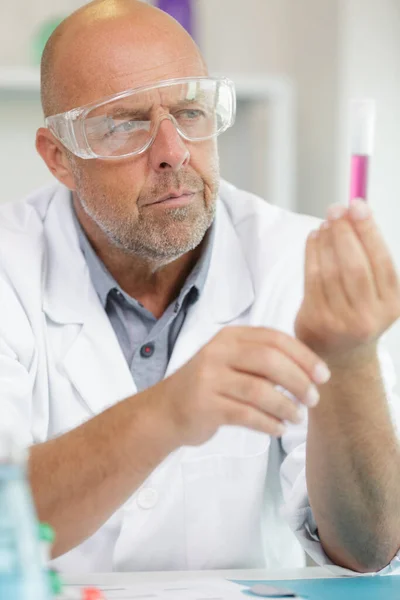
[175,108,207,121]
[108,118,147,135]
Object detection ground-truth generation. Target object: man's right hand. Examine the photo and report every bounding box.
[155,326,332,446]
[29,326,331,557]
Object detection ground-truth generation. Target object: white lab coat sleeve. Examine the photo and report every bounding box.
[0,271,35,447]
[280,339,400,576]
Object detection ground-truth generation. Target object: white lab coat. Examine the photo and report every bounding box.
[0,180,399,575]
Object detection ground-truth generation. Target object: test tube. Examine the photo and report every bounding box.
[349,99,376,203]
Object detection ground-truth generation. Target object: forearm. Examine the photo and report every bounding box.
[29,385,178,557]
[307,349,400,572]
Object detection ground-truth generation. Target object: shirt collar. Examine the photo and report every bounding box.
[72,202,215,310]
[72,208,118,307]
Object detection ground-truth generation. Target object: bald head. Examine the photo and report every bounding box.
[40,0,206,117]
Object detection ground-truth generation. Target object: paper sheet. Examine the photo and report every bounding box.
[65,578,247,600]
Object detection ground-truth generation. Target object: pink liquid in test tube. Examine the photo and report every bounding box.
[349,100,375,204]
[350,154,369,202]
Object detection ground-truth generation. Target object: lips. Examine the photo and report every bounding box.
[144,190,196,207]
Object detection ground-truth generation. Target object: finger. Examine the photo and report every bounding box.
[227,342,321,407]
[328,214,376,306]
[327,203,347,222]
[304,228,326,309]
[317,221,352,315]
[223,326,330,386]
[220,397,287,437]
[348,199,400,299]
[218,369,306,423]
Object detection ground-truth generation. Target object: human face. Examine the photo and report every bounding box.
[63,11,220,264]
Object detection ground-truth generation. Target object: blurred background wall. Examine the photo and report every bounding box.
[1,0,400,387]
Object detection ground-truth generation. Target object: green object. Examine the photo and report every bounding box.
[32,17,64,65]
[48,569,63,596]
[237,577,400,600]
[39,523,55,544]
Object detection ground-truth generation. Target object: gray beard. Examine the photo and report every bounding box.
[77,193,217,268]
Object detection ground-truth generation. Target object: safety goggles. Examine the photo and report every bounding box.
[45,76,236,160]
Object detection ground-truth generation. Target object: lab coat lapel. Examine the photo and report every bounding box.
[42,185,255,413]
[166,198,255,376]
[42,185,136,416]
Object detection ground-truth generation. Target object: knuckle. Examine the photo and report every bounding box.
[215,327,241,354]
[348,263,367,286]
[385,263,399,290]
[326,263,340,281]
[242,412,258,430]
[202,336,225,363]
[195,354,217,385]
[246,378,267,403]
[224,404,249,426]
[216,326,233,341]
[320,311,340,334]
[261,346,281,370]
[274,397,294,421]
[378,252,394,273]
[265,328,287,347]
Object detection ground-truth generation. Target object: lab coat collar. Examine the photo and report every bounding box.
[199,198,255,324]
[42,184,93,325]
[42,183,255,328]
[43,184,136,414]
[42,182,255,415]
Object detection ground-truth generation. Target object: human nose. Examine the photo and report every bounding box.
[148,115,190,172]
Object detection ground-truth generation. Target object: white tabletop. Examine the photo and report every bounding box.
[64,566,337,587]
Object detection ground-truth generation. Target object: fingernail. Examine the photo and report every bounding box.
[309,230,319,240]
[305,384,320,408]
[349,198,371,221]
[320,221,330,230]
[327,204,347,221]
[313,363,331,385]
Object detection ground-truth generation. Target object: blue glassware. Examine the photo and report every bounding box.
[0,431,50,600]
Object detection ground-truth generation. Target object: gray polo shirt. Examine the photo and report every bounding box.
[73,208,214,392]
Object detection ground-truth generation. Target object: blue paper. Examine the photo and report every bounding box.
[235,577,400,600]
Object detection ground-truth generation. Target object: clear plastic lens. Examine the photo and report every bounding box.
[45,77,235,159]
[85,114,151,156]
[82,79,233,158]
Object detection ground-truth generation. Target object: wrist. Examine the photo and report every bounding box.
[127,383,183,459]
[308,343,382,424]
[325,342,379,375]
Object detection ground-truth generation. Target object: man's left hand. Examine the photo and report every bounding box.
[295,199,400,367]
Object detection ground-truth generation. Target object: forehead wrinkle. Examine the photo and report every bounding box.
[66,68,207,113]
[89,47,208,95]
[95,55,207,94]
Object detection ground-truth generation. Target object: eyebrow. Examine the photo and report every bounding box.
[105,93,211,120]
[173,92,209,107]
[107,108,150,120]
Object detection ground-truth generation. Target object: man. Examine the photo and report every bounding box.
[1,0,400,575]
